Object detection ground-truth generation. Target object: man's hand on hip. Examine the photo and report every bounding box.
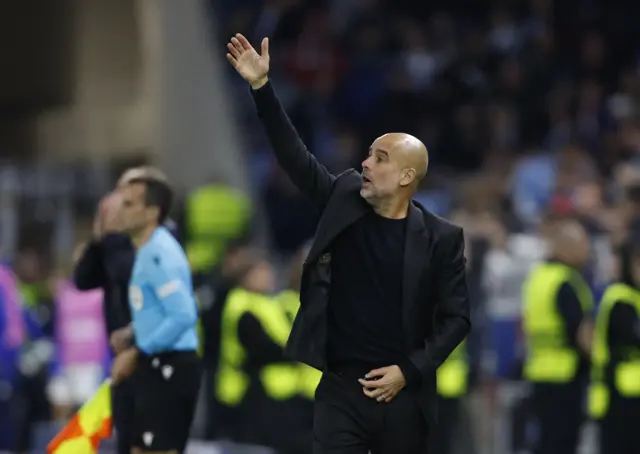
[358,365,406,403]
[111,347,139,385]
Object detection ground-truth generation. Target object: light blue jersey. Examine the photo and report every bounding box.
[129,226,199,354]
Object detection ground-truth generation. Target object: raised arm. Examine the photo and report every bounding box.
[73,240,105,290]
[226,34,335,208]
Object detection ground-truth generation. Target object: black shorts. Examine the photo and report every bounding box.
[133,350,201,451]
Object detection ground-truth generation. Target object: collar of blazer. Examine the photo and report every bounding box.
[307,170,432,266]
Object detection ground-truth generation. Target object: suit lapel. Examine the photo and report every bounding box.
[402,203,430,332]
[307,193,369,263]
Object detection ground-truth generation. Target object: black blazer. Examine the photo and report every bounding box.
[251,82,471,425]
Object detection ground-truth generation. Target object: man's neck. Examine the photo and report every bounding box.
[132,224,158,249]
[372,196,410,219]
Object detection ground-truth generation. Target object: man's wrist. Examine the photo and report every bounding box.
[250,76,269,90]
[398,360,422,388]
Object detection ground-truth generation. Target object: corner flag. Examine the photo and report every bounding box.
[47,379,113,454]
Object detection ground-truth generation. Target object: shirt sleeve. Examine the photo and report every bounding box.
[556,282,585,348]
[136,253,198,354]
[608,302,640,348]
[237,312,285,367]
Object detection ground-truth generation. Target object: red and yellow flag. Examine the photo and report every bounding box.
[47,379,113,454]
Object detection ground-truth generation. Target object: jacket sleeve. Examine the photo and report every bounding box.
[409,228,472,376]
[100,234,135,286]
[237,312,285,366]
[73,240,105,290]
[556,282,585,348]
[251,81,335,209]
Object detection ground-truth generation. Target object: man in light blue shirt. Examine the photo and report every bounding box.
[128,227,199,354]
[111,169,201,454]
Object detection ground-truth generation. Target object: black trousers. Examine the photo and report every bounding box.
[112,376,136,454]
[244,395,313,454]
[599,394,640,454]
[429,397,461,454]
[313,364,428,454]
[531,383,584,454]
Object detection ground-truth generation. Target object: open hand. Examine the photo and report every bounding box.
[92,196,108,238]
[102,192,124,234]
[226,33,270,89]
[358,365,406,403]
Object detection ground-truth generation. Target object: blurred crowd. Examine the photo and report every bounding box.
[2,0,640,452]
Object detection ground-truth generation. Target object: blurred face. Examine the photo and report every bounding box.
[243,260,275,294]
[563,224,592,268]
[120,183,156,235]
[360,137,410,202]
[573,236,592,267]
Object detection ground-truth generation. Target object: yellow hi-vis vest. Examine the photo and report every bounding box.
[522,262,594,383]
[437,341,468,398]
[184,185,251,273]
[588,283,640,419]
[275,289,322,400]
[216,288,304,406]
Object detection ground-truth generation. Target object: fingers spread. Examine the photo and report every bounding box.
[230,37,244,54]
[227,42,241,58]
[236,33,253,50]
[226,53,238,67]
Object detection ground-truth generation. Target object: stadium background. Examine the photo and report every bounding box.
[0,0,638,452]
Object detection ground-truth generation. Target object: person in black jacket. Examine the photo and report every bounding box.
[72,167,152,454]
[591,239,640,453]
[226,34,471,454]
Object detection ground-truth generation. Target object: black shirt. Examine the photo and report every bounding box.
[327,211,419,382]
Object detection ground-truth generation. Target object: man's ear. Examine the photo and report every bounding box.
[400,168,416,187]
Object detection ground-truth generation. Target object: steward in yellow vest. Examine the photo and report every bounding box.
[521,219,594,454]
[182,183,252,277]
[214,256,316,453]
[588,242,640,453]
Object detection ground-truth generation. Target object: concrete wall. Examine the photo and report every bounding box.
[35,0,150,160]
[30,0,247,192]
